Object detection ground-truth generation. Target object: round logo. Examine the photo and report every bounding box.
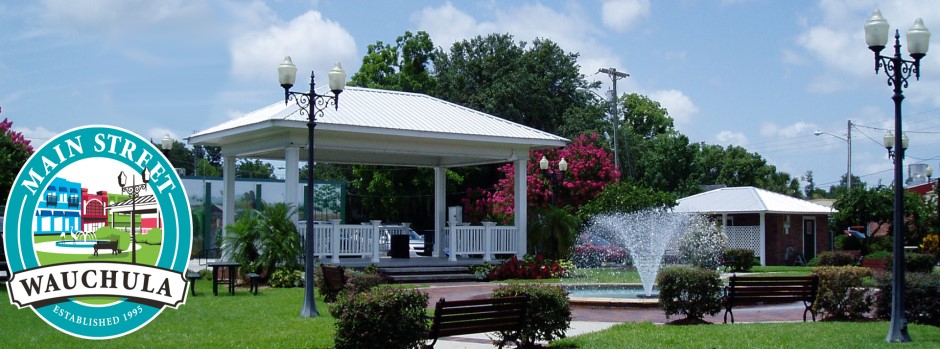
[3,125,192,339]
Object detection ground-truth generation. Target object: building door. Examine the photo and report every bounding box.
[803,218,816,261]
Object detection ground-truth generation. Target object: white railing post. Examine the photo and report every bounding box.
[448,221,457,262]
[371,220,382,263]
[482,222,495,261]
[330,219,341,264]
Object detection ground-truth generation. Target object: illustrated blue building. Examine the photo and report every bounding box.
[33,177,83,235]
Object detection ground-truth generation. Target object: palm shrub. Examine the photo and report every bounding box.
[528,206,580,260]
[722,248,755,272]
[656,266,722,322]
[493,283,571,348]
[256,203,303,277]
[812,266,872,320]
[331,286,429,349]
[224,209,262,274]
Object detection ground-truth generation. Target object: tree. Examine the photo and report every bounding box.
[576,182,677,222]
[617,93,677,179]
[194,145,223,176]
[1,117,34,206]
[831,186,932,251]
[433,34,596,135]
[236,159,275,179]
[350,31,435,93]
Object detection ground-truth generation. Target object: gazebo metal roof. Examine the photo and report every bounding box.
[187,86,568,167]
[674,186,836,215]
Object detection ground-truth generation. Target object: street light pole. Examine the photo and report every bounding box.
[865,9,930,343]
[117,169,150,264]
[814,120,854,190]
[278,56,346,318]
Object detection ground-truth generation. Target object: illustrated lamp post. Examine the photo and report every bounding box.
[539,156,568,206]
[278,56,346,318]
[118,169,150,264]
[864,9,930,343]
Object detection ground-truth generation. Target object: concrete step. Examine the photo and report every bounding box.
[384,273,478,283]
[378,266,470,275]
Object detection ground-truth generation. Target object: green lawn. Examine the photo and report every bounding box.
[0,281,336,348]
[551,321,940,349]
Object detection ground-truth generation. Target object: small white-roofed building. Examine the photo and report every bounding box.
[675,186,836,266]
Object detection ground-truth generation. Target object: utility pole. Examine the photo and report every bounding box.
[847,120,853,190]
[598,68,629,175]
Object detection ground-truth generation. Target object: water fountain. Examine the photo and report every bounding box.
[55,230,101,248]
[567,209,726,301]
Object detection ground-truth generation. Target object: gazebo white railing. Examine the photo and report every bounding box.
[297,220,520,263]
[442,222,519,262]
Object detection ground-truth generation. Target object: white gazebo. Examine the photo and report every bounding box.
[187,86,567,262]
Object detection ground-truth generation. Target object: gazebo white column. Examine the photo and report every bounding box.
[514,158,528,257]
[222,155,236,239]
[433,166,445,258]
[759,212,766,266]
[284,146,300,224]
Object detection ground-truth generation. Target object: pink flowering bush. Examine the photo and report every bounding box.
[461,133,620,222]
[1,117,35,205]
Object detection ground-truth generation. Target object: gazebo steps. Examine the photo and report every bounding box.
[379,265,477,283]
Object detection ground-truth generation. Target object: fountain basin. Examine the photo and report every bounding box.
[55,240,103,248]
[564,283,660,308]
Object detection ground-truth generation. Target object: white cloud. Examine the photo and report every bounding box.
[146,128,179,144]
[14,125,58,148]
[601,0,650,32]
[411,2,496,48]
[760,121,818,138]
[647,89,698,127]
[37,0,211,40]
[229,11,358,82]
[715,131,748,146]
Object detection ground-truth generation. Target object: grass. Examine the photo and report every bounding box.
[0,280,337,349]
[551,321,940,349]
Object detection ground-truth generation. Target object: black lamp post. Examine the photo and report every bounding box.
[118,169,150,264]
[539,155,568,206]
[277,56,346,318]
[865,9,930,343]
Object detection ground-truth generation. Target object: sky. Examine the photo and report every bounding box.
[2,0,939,191]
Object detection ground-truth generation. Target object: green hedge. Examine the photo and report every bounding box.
[493,283,571,347]
[656,266,722,321]
[722,248,755,272]
[268,268,303,288]
[144,228,163,245]
[815,251,855,267]
[812,266,872,320]
[875,272,940,326]
[331,287,428,349]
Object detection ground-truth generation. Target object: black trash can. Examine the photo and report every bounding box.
[390,234,410,258]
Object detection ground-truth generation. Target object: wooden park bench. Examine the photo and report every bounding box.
[424,296,528,349]
[723,274,819,324]
[320,264,347,302]
[93,239,121,256]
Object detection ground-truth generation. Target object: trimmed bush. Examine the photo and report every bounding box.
[722,248,755,272]
[143,228,163,245]
[834,234,863,251]
[331,286,429,349]
[902,253,936,273]
[656,266,722,321]
[812,266,872,320]
[815,251,856,267]
[493,283,571,348]
[344,269,384,295]
[875,272,940,326]
[268,268,303,288]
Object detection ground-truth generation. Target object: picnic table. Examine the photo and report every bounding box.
[208,261,240,296]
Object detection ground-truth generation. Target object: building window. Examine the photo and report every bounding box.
[46,192,58,206]
[68,194,80,208]
[87,201,104,216]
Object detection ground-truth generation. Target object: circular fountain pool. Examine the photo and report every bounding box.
[564,284,660,307]
[55,240,102,248]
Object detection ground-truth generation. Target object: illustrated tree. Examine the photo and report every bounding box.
[0,117,34,207]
